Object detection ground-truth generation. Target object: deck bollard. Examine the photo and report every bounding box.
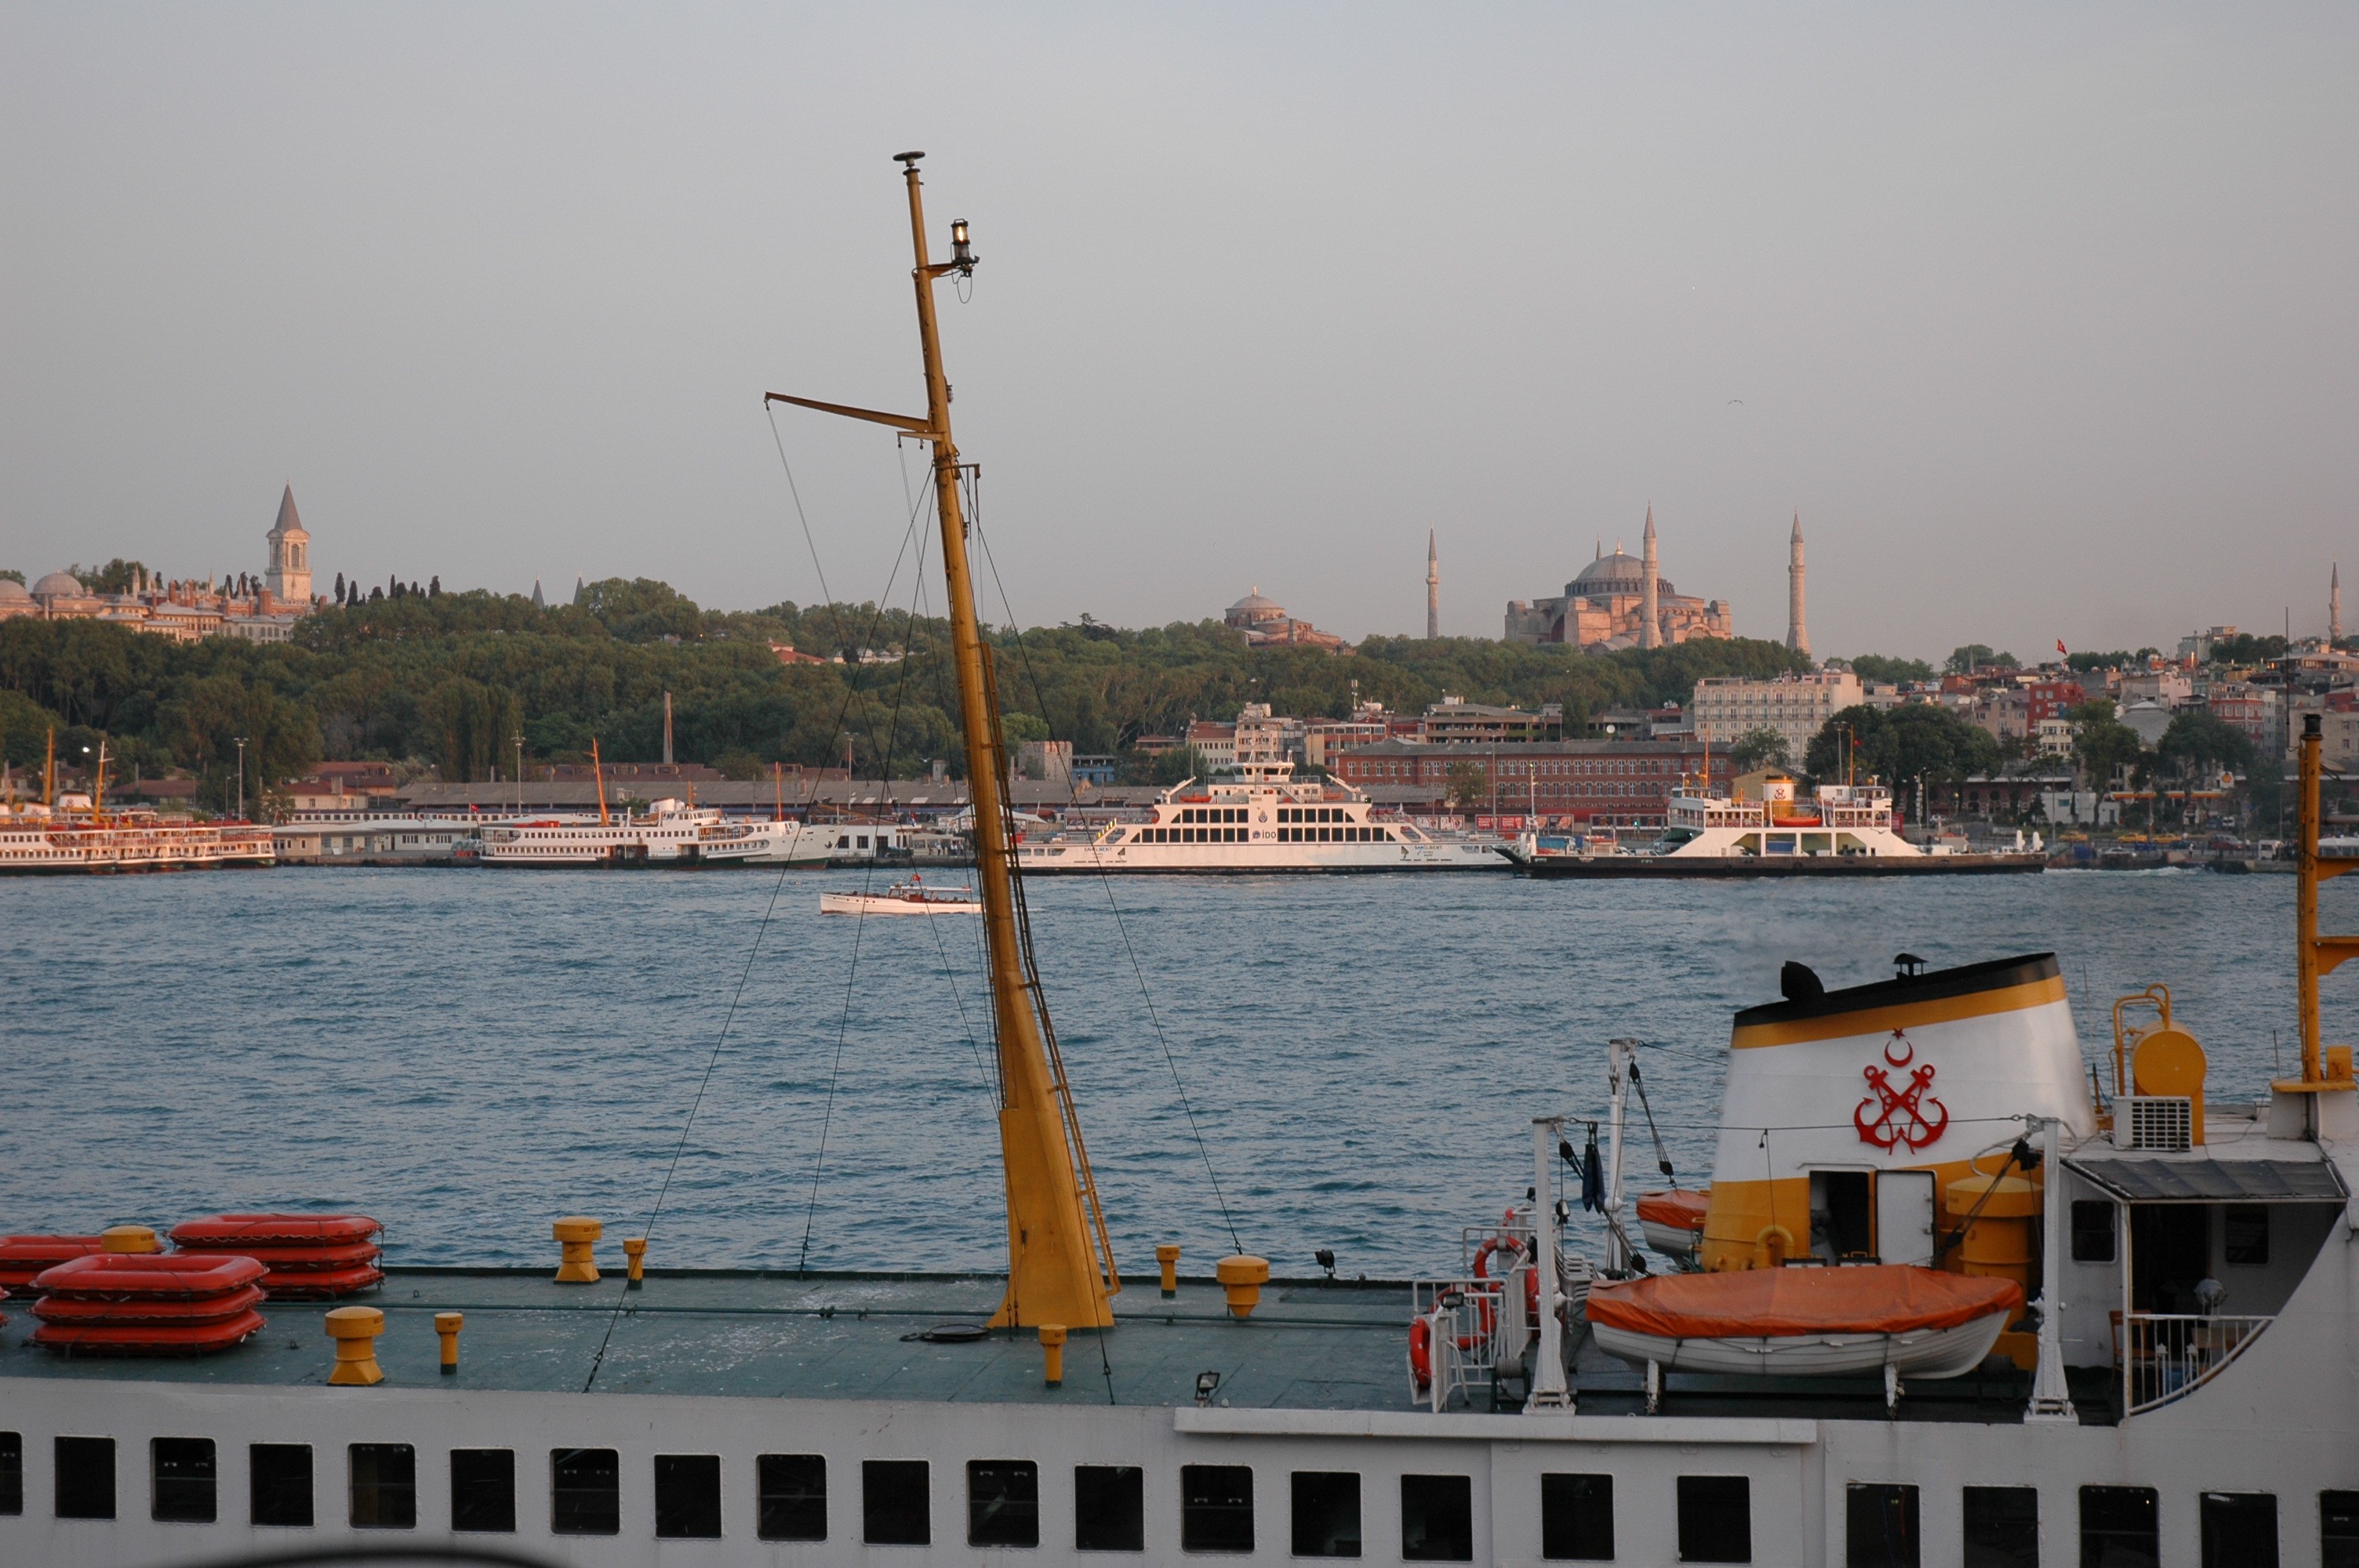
[1216,1254,1270,1320]
[1038,1323,1067,1387]
[553,1217,602,1283]
[326,1305,386,1386]
[435,1312,463,1375]
[1156,1244,1182,1299]
[623,1237,647,1290]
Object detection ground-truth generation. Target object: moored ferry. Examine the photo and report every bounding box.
[0,798,274,875]
[1016,762,1504,874]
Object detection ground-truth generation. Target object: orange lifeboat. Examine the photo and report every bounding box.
[1587,1264,2020,1379]
[0,1235,104,1292]
[171,1213,384,1299]
[1634,1189,1710,1259]
[30,1253,271,1356]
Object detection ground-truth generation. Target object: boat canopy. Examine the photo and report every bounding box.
[1587,1263,2020,1338]
[2063,1156,2349,1204]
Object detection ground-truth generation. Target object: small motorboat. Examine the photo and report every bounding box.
[1634,1188,1710,1261]
[1586,1263,2019,1379]
[819,875,982,917]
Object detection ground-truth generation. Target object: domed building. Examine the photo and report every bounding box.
[1222,586,1349,652]
[1503,508,1734,649]
[27,570,104,619]
[0,575,36,623]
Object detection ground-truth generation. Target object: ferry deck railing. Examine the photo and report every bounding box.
[2117,1312,2274,1414]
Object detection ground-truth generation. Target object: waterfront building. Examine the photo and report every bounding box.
[1222,587,1350,652]
[1421,695,1562,744]
[1688,670,1865,764]
[2205,682,2286,760]
[1331,736,1735,827]
[1503,506,1735,648]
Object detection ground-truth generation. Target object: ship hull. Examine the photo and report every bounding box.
[1508,851,2045,877]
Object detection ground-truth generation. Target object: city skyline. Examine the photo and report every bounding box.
[4,7,2354,660]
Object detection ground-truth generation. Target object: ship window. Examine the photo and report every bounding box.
[757,1454,826,1541]
[350,1443,416,1529]
[551,1447,619,1535]
[2201,1493,2275,1568]
[151,1438,215,1524]
[1183,1464,1254,1553]
[1292,1471,1361,1557]
[1402,1474,1472,1561]
[2225,1205,2270,1266]
[1677,1475,1750,1563]
[1961,1486,2037,1567]
[653,1454,722,1539]
[969,1459,1039,1548]
[2078,1486,2158,1568]
[2071,1201,2116,1261]
[1075,1465,1143,1552]
[0,1432,19,1515]
[2321,1490,2359,1568]
[1845,1483,1919,1566]
[864,1459,929,1545]
[1540,1473,1612,1560]
[251,1443,312,1527]
[56,1436,114,1520]
[450,1449,514,1533]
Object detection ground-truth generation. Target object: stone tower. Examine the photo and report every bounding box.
[1786,511,1809,659]
[1639,506,1661,649]
[1427,530,1440,639]
[265,485,312,605]
[2333,561,2343,644]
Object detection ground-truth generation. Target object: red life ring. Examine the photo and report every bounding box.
[33,1253,267,1300]
[1408,1315,1434,1389]
[171,1214,381,1248]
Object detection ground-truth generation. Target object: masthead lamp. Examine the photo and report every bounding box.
[950,218,976,274]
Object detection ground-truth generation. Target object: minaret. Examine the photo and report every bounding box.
[2333,562,2343,644]
[1786,510,1810,659]
[265,485,312,605]
[1426,530,1440,639]
[1639,506,1661,648]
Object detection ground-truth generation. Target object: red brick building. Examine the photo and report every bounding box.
[1332,739,1736,827]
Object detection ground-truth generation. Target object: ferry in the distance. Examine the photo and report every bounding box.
[1505,768,2045,877]
[0,798,274,874]
[1013,761,1505,873]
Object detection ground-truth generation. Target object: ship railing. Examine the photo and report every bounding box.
[1410,1278,1507,1413]
[2117,1312,2274,1415]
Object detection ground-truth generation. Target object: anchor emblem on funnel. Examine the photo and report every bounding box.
[1856,1030,1948,1151]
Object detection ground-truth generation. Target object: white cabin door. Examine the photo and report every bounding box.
[1875,1171,1936,1265]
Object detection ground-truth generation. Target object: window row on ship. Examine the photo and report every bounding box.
[5,1431,2349,1564]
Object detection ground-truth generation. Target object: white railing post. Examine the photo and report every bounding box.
[2026,1115,2077,1423]
[1605,1042,1633,1276]
[1527,1116,1573,1411]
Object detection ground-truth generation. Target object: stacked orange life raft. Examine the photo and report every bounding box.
[30,1254,269,1356]
[170,1214,385,1299]
[0,1235,104,1293]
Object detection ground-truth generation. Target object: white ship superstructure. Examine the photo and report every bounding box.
[0,799,274,874]
[1016,763,1503,873]
[476,799,750,868]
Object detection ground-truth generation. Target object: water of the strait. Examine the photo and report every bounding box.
[2,865,2342,1279]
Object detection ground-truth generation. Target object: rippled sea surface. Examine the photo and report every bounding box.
[3,865,2345,1279]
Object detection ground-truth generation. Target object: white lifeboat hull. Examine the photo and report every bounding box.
[1591,1305,2011,1379]
[819,888,980,916]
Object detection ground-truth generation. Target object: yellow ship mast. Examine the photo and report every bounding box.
[2288,713,2358,1088]
[768,153,1117,1330]
[591,736,609,828]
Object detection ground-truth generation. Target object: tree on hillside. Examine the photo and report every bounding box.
[1945,644,2019,674]
[1728,728,1790,771]
[67,559,151,595]
[1445,758,1490,811]
[2067,699,2146,789]
[1801,704,2000,787]
[2157,710,2255,779]
[1846,654,1936,684]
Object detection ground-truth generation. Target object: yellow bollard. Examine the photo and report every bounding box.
[100,1225,159,1254]
[1215,1254,1270,1321]
[434,1312,463,1376]
[552,1217,602,1283]
[623,1237,647,1290]
[1156,1244,1182,1299]
[325,1306,386,1386]
[1038,1323,1067,1387]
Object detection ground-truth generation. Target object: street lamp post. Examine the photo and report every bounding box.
[514,735,525,812]
[234,737,248,821]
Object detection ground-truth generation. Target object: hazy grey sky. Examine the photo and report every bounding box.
[4,5,2353,660]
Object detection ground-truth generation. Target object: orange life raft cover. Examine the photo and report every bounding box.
[0,1236,104,1290]
[1587,1264,2022,1339]
[170,1214,382,1248]
[1634,1189,1710,1231]
[33,1253,269,1300]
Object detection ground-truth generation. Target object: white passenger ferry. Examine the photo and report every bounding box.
[1015,762,1503,874]
[0,797,274,874]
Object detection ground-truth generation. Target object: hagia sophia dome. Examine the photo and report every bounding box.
[1566,550,1674,600]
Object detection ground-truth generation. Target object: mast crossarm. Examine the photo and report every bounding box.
[764,391,939,439]
[2318,935,2359,978]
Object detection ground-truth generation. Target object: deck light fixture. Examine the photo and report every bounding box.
[1314,1247,1336,1281]
[1194,1370,1221,1406]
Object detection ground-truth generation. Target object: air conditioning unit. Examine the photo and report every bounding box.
[2115,1096,2194,1152]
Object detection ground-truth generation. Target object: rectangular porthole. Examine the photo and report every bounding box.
[863,1459,929,1545]
[2079,1486,2158,1568]
[551,1447,619,1536]
[2201,1492,2277,1568]
[350,1443,416,1530]
[1677,1475,1751,1563]
[56,1436,115,1521]
[758,1454,826,1541]
[2322,1490,2359,1568]
[1846,1483,1920,1567]
[250,1443,313,1527]
[969,1459,1039,1548]
[1961,1486,2037,1567]
[450,1450,514,1533]
[152,1438,216,1524]
[1076,1465,1143,1552]
[0,1432,20,1515]
[1401,1474,1473,1562]
[1541,1473,1612,1561]
[2070,1202,2117,1262]
[655,1454,722,1539]
[1292,1471,1361,1557]
[1183,1464,1255,1554]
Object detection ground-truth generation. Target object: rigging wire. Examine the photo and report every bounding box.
[966,496,1244,1257]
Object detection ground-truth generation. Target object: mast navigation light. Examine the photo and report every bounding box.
[950,219,976,274]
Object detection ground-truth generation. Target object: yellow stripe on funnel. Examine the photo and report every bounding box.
[1731,975,2066,1050]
